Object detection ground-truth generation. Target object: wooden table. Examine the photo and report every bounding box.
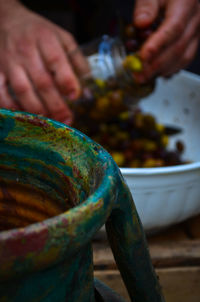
[93,214,200,302]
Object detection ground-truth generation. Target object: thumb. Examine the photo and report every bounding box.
[133,0,160,28]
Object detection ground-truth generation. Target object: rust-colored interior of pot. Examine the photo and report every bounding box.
[0,181,71,232]
[0,111,102,233]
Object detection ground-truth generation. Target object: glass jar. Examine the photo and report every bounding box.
[80,35,155,108]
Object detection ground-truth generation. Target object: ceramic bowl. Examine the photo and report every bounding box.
[120,70,200,232]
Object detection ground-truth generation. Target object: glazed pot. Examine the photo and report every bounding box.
[0,109,164,302]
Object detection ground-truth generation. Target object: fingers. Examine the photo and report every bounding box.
[58,29,90,79]
[6,45,74,124]
[135,32,199,83]
[38,30,81,99]
[0,72,19,110]
[0,9,76,125]
[133,0,160,28]
[140,0,199,62]
[8,65,48,115]
[162,38,199,77]
[22,48,73,123]
[134,1,200,82]
[160,7,200,77]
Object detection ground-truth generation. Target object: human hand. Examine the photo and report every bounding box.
[133,0,200,83]
[0,1,89,124]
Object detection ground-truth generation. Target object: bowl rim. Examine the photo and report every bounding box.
[170,69,200,83]
[120,162,200,175]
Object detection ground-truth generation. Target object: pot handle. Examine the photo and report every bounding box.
[105,183,165,302]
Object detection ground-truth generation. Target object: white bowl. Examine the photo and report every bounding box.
[120,70,200,232]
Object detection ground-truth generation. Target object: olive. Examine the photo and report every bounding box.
[125,24,136,38]
[109,90,123,105]
[106,78,118,90]
[143,158,157,168]
[125,39,140,53]
[123,54,143,72]
[164,151,181,165]
[130,129,140,139]
[176,140,184,153]
[143,114,156,128]
[96,96,110,111]
[130,159,141,168]
[112,152,126,166]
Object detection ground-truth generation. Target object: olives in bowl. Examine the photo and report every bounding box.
[71,77,186,168]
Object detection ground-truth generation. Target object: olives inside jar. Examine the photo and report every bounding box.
[79,34,155,107]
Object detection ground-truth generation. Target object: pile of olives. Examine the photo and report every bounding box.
[70,18,186,168]
[71,78,185,168]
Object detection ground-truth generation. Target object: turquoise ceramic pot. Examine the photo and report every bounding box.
[0,109,164,302]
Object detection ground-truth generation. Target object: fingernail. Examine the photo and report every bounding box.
[135,13,150,24]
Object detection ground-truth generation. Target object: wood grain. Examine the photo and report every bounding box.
[94,267,200,302]
[93,214,200,302]
[93,240,200,268]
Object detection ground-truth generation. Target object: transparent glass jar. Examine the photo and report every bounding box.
[80,35,155,107]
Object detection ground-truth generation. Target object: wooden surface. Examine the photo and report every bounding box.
[93,214,200,302]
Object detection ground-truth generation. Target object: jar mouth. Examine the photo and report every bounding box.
[81,35,127,81]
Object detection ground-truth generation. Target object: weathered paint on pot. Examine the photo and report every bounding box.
[0,109,165,302]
